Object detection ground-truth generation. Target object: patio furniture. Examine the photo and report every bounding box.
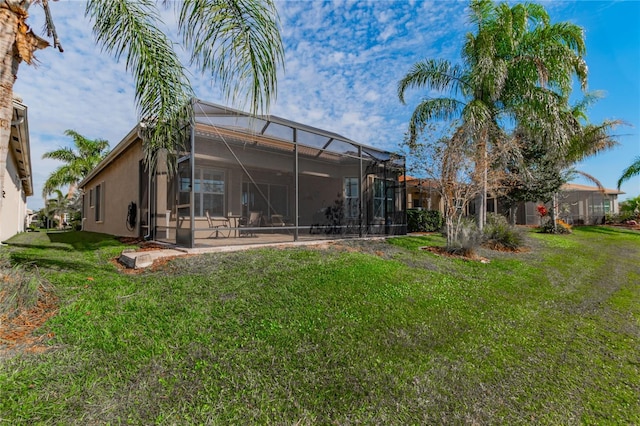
[227,214,242,237]
[205,210,230,238]
[240,211,262,237]
[269,214,294,233]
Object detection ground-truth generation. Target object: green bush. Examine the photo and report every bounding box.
[483,213,524,250]
[605,211,638,224]
[444,216,484,256]
[539,217,572,234]
[407,209,443,233]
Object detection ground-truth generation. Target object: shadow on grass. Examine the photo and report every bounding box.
[6,231,124,252]
[575,226,640,236]
[9,252,103,274]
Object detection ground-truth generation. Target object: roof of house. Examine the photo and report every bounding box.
[561,182,624,195]
[10,98,33,196]
[402,176,624,197]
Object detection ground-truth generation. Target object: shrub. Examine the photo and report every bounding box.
[483,213,524,250]
[540,217,572,234]
[444,216,483,256]
[0,264,49,320]
[606,211,638,224]
[407,209,443,233]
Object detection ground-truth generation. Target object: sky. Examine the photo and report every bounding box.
[13,0,640,211]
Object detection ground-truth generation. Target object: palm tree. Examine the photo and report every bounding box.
[41,129,110,197]
[43,189,69,229]
[1,0,283,190]
[618,157,640,190]
[398,0,587,230]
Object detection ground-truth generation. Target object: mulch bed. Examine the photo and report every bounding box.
[0,285,58,358]
[420,246,491,263]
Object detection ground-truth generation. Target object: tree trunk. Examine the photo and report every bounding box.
[0,2,47,213]
[509,205,517,225]
[551,193,558,232]
[0,7,21,213]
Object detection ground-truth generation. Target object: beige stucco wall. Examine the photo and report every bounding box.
[82,139,144,237]
[0,149,28,241]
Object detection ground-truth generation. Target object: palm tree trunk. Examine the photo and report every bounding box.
[480,141,487,231]
[0,2,46,211]
[477,129,489,231]
[0,7,21,212]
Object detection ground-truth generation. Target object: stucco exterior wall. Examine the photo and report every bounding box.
[82,139,144,237]
[0,149,28,241]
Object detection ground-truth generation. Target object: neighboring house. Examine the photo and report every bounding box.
[404,176,623,226]
[402,176,443,212]
[515,183,624,226]
[0,98,33,242]
[79,99,407,248]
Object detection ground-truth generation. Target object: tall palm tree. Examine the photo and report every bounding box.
[41,129,110,197]
[618,157,640,190]
[398,0,587,230]
[1,0,284,198]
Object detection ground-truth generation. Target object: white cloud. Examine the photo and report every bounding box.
[11,0,640,210]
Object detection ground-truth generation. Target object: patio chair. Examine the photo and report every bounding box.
[205,210,230,238]
[240,211,262,237]
[269,214,294,233]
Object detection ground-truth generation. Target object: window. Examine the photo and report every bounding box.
[89,188,94,208]
[194,167,225,216]
[344,177,359,219]
[242,182,289,218]
[94,182,104,222]
[373,178,393,219]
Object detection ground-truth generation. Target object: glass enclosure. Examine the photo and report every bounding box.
[153,100,406,248]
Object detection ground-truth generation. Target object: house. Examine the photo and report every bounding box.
[0,98,33,242]
[402,176,443,212]
[79,99,407,248]
[515,183,624,226]
[404,176,623,226]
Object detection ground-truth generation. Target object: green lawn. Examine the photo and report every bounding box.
[1,227,638,424]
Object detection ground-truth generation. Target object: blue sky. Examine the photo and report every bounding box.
[14,0,640,210]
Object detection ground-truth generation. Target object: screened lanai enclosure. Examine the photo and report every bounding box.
[145,100,406,248]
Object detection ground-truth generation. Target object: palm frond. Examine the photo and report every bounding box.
[398,59,469,104]
[86,0,193,173]
[178,0,284,115]
[406,98,465,145]
[565,169,604,192]
[618,156,640,189]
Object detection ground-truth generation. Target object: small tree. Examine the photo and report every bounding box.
[404,124,491,251]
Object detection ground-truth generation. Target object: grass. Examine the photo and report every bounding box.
[0,227,638,424]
